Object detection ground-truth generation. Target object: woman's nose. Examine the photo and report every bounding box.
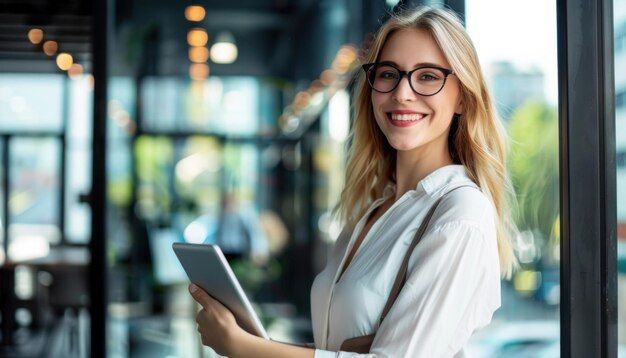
[392,75,417,102]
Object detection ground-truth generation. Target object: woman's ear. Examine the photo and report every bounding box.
[455,98,464,115]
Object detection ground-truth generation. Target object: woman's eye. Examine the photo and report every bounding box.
[378,71,398,80]
[419,73,439,81]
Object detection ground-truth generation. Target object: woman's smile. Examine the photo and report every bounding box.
[387,110,428,127]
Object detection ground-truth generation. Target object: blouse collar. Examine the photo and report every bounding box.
[419,164,475,196]
[380,165,475,203]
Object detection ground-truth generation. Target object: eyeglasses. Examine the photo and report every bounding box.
[362,63,455,96]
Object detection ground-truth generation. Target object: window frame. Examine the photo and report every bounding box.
[557,0,617,357]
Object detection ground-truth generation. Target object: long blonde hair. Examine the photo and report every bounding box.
[336,5,517,278]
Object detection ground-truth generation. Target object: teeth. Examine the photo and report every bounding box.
[390,113,425,121]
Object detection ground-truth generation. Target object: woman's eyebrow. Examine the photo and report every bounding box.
[377,60,446,68]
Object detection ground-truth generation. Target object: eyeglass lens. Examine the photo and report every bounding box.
[367,64,447,95]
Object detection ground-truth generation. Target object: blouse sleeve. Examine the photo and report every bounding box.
[313,220,501,358]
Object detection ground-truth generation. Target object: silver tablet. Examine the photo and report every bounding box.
[172,243,269,339]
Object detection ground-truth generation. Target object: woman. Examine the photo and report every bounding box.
[189,5,517,357]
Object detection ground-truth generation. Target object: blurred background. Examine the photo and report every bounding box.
[0,0,623,357]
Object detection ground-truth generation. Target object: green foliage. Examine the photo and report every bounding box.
[108,174,132,206]
[134,135,174,218]
[508,101,559,244]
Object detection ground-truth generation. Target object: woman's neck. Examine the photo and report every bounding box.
[393,147,453,200]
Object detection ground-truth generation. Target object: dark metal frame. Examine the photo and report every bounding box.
[90,0,110,356]
[557,0,617,357]
[1,138,10,348]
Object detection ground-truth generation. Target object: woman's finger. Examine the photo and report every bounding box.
[189,284,218,310]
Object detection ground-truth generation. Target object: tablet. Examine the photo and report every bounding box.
[172,243,269,339]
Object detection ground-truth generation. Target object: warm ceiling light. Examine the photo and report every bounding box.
[191,80,204,95]
[185,5,205,21]
[68,63,84,79]
[210,32,237,64]
[28,29,44,44]
[320,69,336,85]
[189,63,209,80]
[56,53,73,70]
[332,45,358,73]
[189,46,209,63]
[187,28,208,47]
[43,41,58,56]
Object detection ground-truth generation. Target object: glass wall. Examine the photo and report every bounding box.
[465,1,560,356]
[0,71,93,355]
[0,74,93,250]
[102,0,370,355]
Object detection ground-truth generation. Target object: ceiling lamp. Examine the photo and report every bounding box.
[68,63,84,79]
[189,63,209,80]
[56,53,73,70]
[185,5,206,22]
[187,28,208,47]
[189,46,209,63]
[28,29,44,44]
[43,40,58,56]
[210,32,237,64]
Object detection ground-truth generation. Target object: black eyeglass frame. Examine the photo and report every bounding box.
[362,62,455,96]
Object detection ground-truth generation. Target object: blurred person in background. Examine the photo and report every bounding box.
[213,191,269,266]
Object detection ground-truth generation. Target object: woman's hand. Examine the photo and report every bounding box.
[189,283,247,357]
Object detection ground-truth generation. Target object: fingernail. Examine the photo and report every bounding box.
[189,283,198,293]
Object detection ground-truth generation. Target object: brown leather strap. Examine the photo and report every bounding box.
[376,185,475,327]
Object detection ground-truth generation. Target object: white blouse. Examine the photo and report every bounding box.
[310,165,501,358]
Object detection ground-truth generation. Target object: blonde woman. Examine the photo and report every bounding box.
[189,5,517,357]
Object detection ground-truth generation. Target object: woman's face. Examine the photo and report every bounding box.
[371,28,463,157]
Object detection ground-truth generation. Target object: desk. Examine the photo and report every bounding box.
[0,247,90,354]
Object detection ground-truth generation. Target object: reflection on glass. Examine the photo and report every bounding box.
[8,137,61,261]
[141,76,266,135]
[317,90,349,247]
[466,0,560,356]
[615,0,626,348]
[0,74,64,132]
[65,76,93,243]
[108,77,137,140]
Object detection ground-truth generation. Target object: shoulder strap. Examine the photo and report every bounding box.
[376,185,475,327]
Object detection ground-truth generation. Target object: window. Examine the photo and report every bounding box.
[619,151,626,168]
[466,0,560,353]
[140,76,268,136]
[617,90,626,108]
[0,74,64,132]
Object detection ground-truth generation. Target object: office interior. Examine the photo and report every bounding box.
[0,0,624,357]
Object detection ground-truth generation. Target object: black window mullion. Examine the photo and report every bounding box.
[0,135,13,348]
[1,136,8,265]
[90,0,109,355]
[59,77,69,244]
[557,0,617,357]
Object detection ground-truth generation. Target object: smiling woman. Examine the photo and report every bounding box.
[186,5,517,357]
